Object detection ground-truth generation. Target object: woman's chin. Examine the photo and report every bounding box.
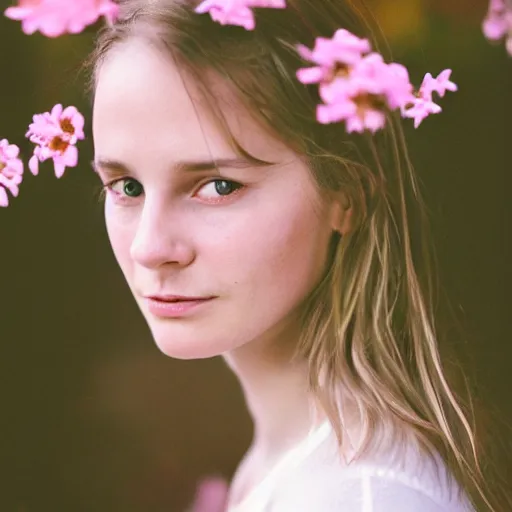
[150,329,228,360]
[144,316,263,360]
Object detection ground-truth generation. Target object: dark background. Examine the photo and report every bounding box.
[0,0,510,510]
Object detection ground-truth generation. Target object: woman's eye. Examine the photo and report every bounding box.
[109,178,144,198]
[196,179,243,201]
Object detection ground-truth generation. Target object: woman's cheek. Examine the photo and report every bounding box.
[104,199,137,264]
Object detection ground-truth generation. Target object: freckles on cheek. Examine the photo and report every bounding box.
[264,206,326,280]
[243,208,318,278]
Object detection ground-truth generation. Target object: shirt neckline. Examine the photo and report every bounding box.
[227,420,333,512]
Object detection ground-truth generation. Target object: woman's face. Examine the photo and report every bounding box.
[92,39,345,360]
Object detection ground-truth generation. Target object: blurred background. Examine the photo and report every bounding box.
[0,0,510,510]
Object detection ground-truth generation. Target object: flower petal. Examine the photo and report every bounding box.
[296,66,326,84]
[62,145,78,168]
[0,186,9,207]
[4,6,33,21]
[53,160,66,179]
[29,154,40,175]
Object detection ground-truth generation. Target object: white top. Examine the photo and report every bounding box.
[226,420,474,512]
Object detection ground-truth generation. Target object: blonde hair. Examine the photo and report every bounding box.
[89,1,511,509]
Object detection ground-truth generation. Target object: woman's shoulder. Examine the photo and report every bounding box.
[270,433,474,512]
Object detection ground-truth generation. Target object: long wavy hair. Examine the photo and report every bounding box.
[88,0,511,509]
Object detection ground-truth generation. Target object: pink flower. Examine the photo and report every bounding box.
[302,35,455,131]
[5,0,119,38]
[296,30,421,132]
[26,104,85,178]
[297,30,415,133]
[401,69,457,128]
[195,0,286,31]
[419,69,458,98]
[401,98,442,129]
[0,139,24,207]
[188,476,228,512]
[482,0,512,55]
[296,29,371,85]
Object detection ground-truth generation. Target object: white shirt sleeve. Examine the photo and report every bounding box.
[357,474,453,511]
[270,473,471,512]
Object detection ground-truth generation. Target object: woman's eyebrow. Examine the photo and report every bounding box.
[91,156,262,176]
[91,159,128,178]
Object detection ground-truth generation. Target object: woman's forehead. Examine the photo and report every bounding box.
[93,38,294,166]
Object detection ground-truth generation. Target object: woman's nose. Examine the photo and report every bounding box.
[129,204,196,269]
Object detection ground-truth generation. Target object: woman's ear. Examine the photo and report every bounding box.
[330,192,353,236]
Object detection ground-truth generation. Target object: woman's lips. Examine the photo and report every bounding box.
[144,296,216,318]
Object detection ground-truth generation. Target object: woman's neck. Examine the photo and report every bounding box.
[223,334,326,464]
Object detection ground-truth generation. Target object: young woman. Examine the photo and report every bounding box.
[89,0,510,510]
